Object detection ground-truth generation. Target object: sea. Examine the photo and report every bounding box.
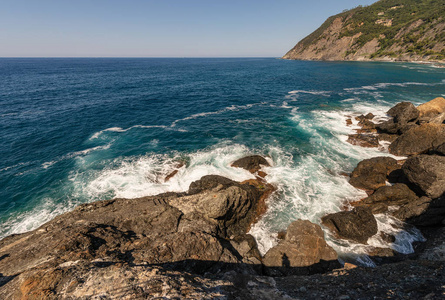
[1,58,444,266]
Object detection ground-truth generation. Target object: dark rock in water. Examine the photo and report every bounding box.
[380,232,396,243]
[387,102,419,124]
[347,134,379,148]
[262,220,339,276]
[321,207,378,244]
[389,124,445,156]
[231,155,270,173]
[349,157,399,192]
[402,155,445,199]
[354,183,419,214]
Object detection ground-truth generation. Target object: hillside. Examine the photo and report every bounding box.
[283,0,445,62]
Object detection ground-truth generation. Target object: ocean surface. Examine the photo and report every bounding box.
[1,58,444,265]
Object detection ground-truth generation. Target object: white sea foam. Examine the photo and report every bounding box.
[73,144,256,200]
[249,97,416,258]
[41,143,113,169]
[90,103,262,139]
[288,90,331,96]
[90,125,168,140]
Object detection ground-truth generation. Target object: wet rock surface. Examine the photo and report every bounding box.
[231,155,270,174]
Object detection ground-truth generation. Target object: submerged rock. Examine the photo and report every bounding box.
[231,155,270,173]
[321,207,378,244]
[262,220,339,276]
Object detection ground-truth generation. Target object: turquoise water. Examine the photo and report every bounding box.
[1,58,444,263]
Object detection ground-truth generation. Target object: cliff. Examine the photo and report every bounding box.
[283,0,445,62]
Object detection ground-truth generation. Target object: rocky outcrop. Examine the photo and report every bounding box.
[262,220,339,276]
[348,157,399,192]
[389,124,445,156]
[321,207,378,244]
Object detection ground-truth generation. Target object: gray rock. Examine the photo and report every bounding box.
[402,155,445,199]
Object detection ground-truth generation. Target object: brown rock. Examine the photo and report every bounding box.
[389,124,445,156]
[417,97,445,119]
[349,157,399,192]
[347,134,379,148]
[263,220,339,276]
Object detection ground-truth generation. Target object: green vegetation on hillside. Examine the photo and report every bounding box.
[297,0,445,60]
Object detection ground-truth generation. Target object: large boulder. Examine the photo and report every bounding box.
[349,157,399,192]
[387,102,419,124]
[354,183,419,214]
[231,155,270,173]
[262,220,339,276]
[402,155,445,199]
[417,97,445,123]
[321,207,378,244]
[389,124,445,156]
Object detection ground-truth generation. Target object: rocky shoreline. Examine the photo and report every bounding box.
[1,99,445,299]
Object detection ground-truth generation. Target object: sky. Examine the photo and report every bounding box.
[0,0,377,57]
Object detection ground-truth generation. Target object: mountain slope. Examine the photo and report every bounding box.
[283,0,445,62]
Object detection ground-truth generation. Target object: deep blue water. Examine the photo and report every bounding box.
[1,58,444,263]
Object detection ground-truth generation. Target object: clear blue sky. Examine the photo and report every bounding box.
[0,0,377,57]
